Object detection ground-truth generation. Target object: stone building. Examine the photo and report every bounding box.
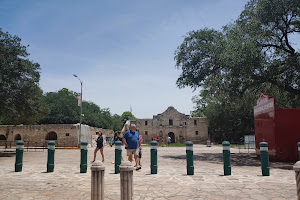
[135,106,208,143]
[0,124,114,147]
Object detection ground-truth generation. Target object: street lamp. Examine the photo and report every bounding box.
[73,74,83,146]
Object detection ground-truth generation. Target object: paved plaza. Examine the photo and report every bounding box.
[0,144,297,200]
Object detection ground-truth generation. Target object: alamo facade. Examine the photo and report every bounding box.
[134,106,208,143]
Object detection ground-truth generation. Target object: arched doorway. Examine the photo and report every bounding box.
[0,135,6,140]
[0,135,6,147]
[46,131,57,140]
[168,132,175,143]
[15,134,21,141]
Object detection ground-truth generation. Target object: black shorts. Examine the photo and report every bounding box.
[97,145,103,149]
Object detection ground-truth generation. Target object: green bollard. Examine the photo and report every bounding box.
[47,141,55,173]
[186,141,194,175]
[222,141,231,176]
[80,141,88,173]
[260,142,270,176]
[15,140,24,172]
[150,141,157,174]
[115,141,122,174]
[298,142,300,161]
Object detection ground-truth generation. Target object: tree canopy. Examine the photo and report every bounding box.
[0,29,48,124]
[175,0,300,142]
[121,111,136,124]
[39,88,125,131]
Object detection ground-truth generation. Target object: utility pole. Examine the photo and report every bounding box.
[73,74,83,146]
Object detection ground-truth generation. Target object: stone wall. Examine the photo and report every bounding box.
[0,124,114,147]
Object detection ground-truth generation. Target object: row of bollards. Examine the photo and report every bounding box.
[14,140,270,176]
[220,141,269,176]
[15,140,89,173]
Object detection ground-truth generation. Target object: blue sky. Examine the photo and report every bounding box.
[1,0,252,118]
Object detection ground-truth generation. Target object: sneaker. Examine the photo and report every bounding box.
[136,166,141,170]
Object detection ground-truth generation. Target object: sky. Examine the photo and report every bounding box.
[1,0,251,118]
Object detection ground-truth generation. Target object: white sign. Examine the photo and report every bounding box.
[244,135,255,149]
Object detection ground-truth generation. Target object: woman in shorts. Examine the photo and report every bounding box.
[92,131,104,163]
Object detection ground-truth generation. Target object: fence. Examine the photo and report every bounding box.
[228,142,256,154]
[0,140,79,152]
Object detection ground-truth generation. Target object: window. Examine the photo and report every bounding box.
[184,122,187,125]
[169,119,173,126]
[194,120,197,125]
[195,131,199,135]
[145,131,148,135]
[66,133,70,136]
[145,121,148,126]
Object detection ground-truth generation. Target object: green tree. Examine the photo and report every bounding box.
[121,111,136,124]
[40,88,121,130]
[174,0,300,142]
[82,102,114,129]
[39,88,78,124]
[0,29,48,124]
[175,0,300,96]
[111,114,123,131]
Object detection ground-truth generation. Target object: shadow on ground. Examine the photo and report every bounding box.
[162,153,295,170]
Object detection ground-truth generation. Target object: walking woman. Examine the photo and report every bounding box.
[92,131,104,163]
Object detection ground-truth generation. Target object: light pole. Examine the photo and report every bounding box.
[73,74,83,146]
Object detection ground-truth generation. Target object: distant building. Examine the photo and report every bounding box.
[134,106,208,143]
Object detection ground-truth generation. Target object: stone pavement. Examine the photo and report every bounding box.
[0,144,297,200]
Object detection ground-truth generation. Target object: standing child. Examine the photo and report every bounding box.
[92,132,104,163]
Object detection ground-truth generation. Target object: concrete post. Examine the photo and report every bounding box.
[294,161,300,200]
[298,142,300,161]
[91,161,105,200]
[120,161,134,200]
